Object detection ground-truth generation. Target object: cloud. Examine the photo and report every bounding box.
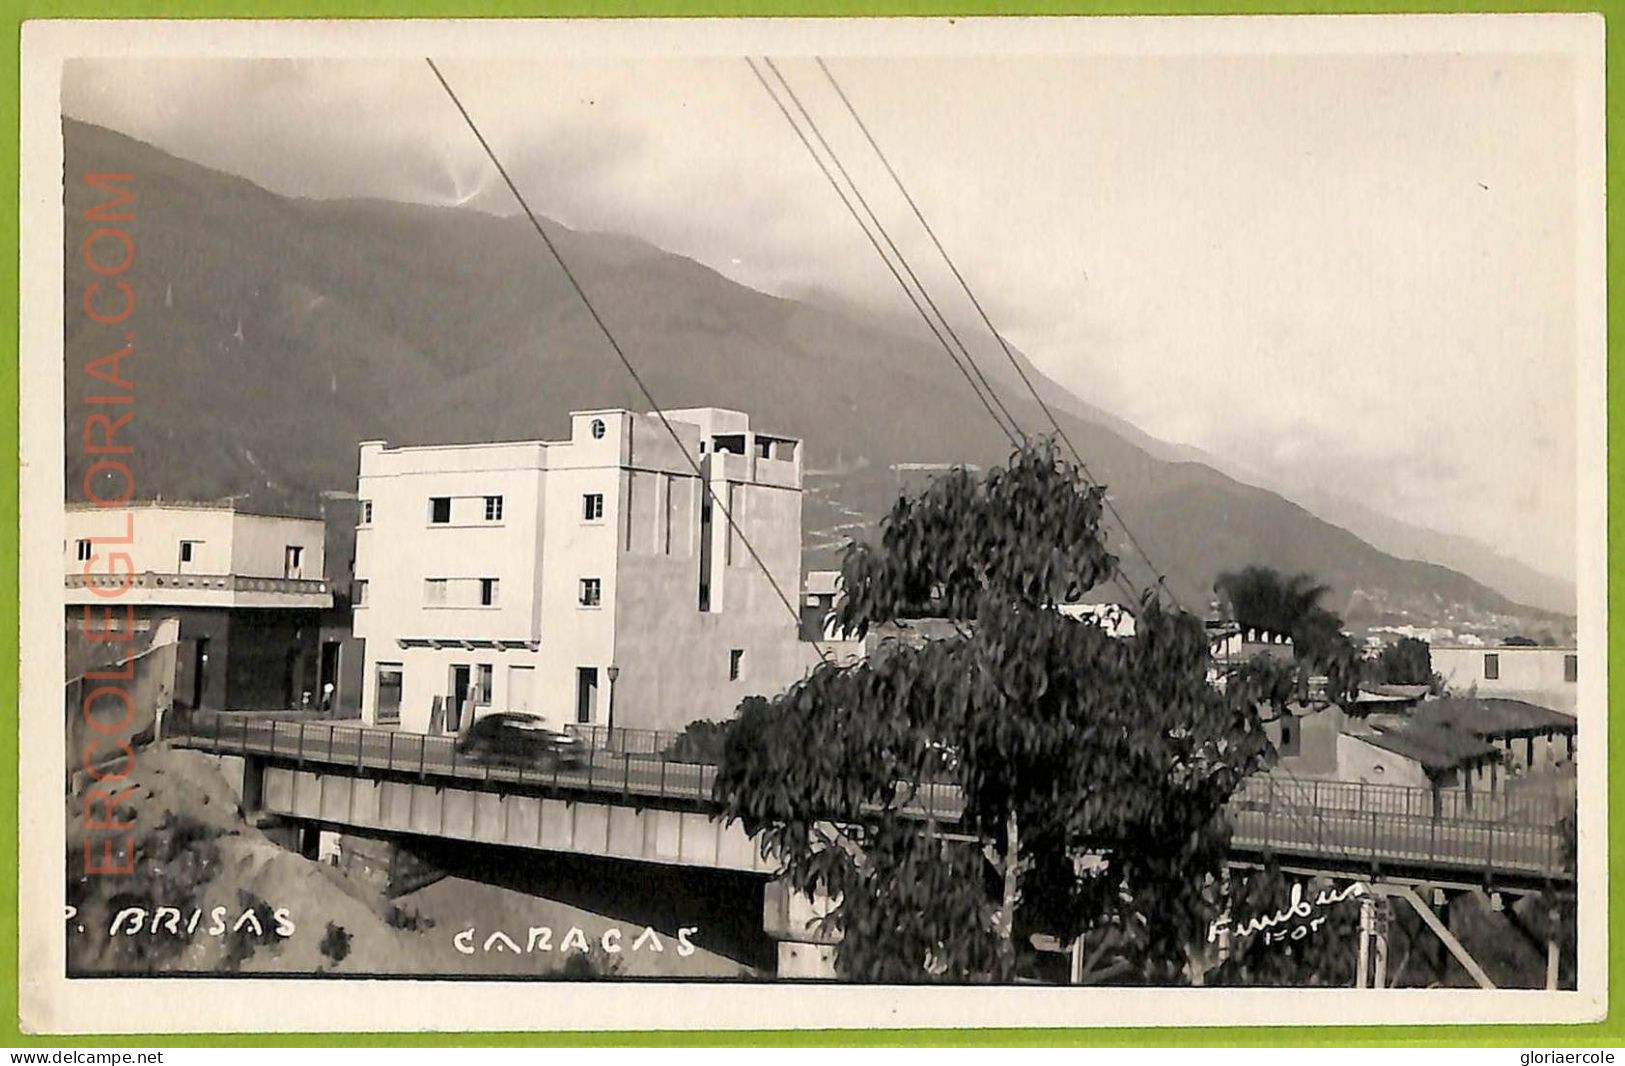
[60,52,1583,582]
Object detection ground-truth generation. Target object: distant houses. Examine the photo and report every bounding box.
[1267,692,1576,813]
[1431,643,1580,715]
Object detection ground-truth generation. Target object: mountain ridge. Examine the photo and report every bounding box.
[60,118,1572,639]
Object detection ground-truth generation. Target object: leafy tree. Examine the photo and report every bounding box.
[1503,635,1539,647]
[1367,636,1433,687]
[715,442,1286,983]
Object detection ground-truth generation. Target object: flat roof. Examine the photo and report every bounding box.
[65,500,322,521]
[1434,644,1577,652]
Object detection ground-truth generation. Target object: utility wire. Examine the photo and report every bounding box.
[761,58,1029,451]
[762,57,1140,606]
[426,58,829,665]
[744,58,1022,450]
[814,57,1185,612]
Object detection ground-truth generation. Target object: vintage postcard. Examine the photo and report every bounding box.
[16,14,1607,1034]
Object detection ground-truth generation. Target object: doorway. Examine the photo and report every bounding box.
[176,637,210,710]
[193,638,209,709]
[318,640,341,711]
[449,665,471,732]
[576,667,598,725]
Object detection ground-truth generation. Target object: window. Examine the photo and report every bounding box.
[284,545,303,579]
[508,665,535,714]
[178,540,200,569]
[590,418,607,440]
[1565,654,1578,683]
[424,578,448,605]
[429,496,452,524]
[1483,653,1500,681]
[375,665,403,725]
[729,649,744,681]
[698,495,714,612]
[353,579,368,607]
[75,539,92,562]
[484,495,503,522]
[583,493,604,521]
[480,578,499,607]
[475,664,493,705]
[1278,718,1300,757]
[579,578,602,608]
[359,500,373,525]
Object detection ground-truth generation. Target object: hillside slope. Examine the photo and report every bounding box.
[61,118,1568,636]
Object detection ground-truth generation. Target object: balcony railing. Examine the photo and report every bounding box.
[66,571,329,596]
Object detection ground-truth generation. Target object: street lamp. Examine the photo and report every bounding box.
[605,664,620,747]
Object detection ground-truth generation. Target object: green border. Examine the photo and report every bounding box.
[4,1,1617,1047]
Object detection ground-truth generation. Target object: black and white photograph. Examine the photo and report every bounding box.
[18,15,1606,1033]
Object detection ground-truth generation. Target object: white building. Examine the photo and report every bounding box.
[64,502,333,710]
[1431,643,1579,714]
[353,407,820,736]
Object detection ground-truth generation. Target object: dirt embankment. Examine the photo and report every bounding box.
[68,746,437,975]
[66,745,765,978]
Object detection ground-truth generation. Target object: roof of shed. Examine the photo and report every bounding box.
[1414,697,1576,739]
[1354,726,1501,776]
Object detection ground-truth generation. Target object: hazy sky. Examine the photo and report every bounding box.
[62,50,1583,581]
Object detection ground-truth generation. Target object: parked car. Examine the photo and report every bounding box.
[457,712,585,768]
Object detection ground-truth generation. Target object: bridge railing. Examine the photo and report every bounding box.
[1228,773,1568,826]
[1227,773,1572,879]
[566,725,686,756]
[170,711,733,804]
[169,713,1572,880]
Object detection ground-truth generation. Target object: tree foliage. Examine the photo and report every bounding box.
[716,442,1285,982]
[1212,565,1360,699]
[1366,636,1434,687]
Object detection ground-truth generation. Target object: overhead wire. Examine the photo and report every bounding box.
[426,58,829,665]
[759,57,1144,607]
[744,58,1023,451]
[812,57,1187,612]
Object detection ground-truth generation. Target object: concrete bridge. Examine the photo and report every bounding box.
[172,714,1574,885]
[169,713,1574,980]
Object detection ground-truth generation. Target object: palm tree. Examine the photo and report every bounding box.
[1214,566,1339,658]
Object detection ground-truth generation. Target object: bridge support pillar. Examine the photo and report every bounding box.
[763,877,839,979]
[240,755,266,816]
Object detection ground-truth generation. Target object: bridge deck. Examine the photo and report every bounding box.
[169,715,1572,887]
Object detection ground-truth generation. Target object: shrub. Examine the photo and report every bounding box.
[663,719,734,764]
